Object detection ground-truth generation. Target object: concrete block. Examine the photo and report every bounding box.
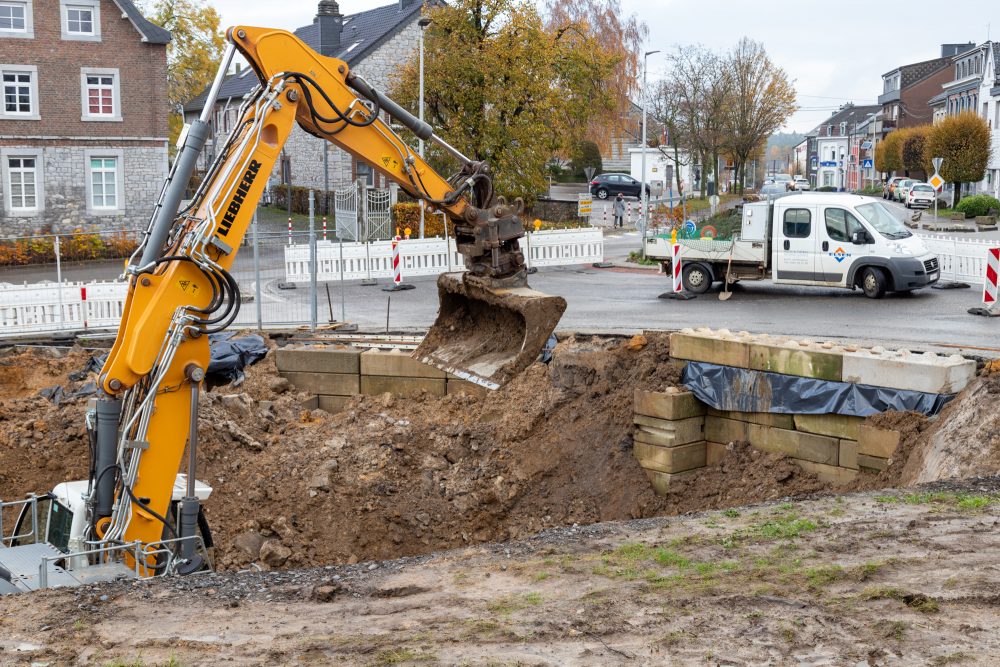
[360,375,446,398]
[447,379,490,397]
[857,425,901,458]
[318,395,351,413]
[705,417,748,444]
[276,346,361,374]
[706,442,728,466]
[282,371,360,396]
[839,439,859,470]
[793,413,865,440]
[841,348,975,394]
[747,424,839,466]
[643,468,702,496]
[634,388,706,420]
[632,415,704,446]
[858,454,889,472]
[708,408,794,430]
[361,349,447,379]
[633,441,707,474]
[669,328,750,367]
[299,395,318,411]
[749,340,843,381]
[791,459,859,486]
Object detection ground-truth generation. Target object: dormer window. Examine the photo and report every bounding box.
[61,0,100,41]
[0,0,32,38]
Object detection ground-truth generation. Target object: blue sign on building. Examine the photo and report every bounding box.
[819,161,837,167]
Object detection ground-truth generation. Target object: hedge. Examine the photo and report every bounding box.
[0,231,137,267]
[270,185,335,216]
[955,194,1000,218]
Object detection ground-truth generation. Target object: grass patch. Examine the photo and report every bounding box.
[874,492,1000,511]
[486,592,544,616]
[804,565,845,588]
[721,508,740,518]
[860,587,940,613]
[626,250,659,266]
[739,513,818,541]
[930,653,974,666]
[370,648,437,665]
[871,619,908,640]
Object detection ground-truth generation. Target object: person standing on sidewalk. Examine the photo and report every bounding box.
[613,193,626,228]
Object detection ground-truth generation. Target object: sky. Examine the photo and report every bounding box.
[207,0,997,134]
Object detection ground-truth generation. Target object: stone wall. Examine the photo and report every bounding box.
[275,21,422,193]
[0,142,167,236]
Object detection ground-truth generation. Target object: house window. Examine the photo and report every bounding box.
[61,0,99,40]
[89,157,118,208]
[839,122,847,135]
[80,68,120,121]
[0,1,31,36]
[2,149,42,214]
[1,65,37,119]
[7,156,36,209]
[356,160,375,188]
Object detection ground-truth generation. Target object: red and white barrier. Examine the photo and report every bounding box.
[672,243,683,293]
[984,247,1000,303]
[391,235,402,287]
[287,218,292,245]
[80,286,88,329]
[322,216,328,242]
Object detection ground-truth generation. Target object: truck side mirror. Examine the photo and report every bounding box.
[851,230,868,245]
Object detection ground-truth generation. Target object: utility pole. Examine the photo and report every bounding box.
[640,49,659,257]
[418,17,431,238]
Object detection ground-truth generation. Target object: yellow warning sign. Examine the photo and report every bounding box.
[929,173,944,190]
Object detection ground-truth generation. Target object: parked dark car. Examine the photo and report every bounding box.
[589,173,650,199]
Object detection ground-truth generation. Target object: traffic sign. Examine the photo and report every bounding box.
[862,159,874,169]
[577,193,593,216]
[932,157,944,172]
[929,173,945,191]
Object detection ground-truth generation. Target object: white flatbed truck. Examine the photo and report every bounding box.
[645,193,940,298]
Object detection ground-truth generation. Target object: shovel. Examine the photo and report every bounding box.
[719,240,735,301]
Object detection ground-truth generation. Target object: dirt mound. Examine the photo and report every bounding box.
[4,335,995,575]
[898,374,1000,485]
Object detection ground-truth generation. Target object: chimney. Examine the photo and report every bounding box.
[317,0,343,57]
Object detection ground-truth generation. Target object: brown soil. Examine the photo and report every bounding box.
[1,334,998,577]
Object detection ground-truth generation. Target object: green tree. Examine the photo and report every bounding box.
[875,130,903,175]
[927,112,992,207]
[721,38,796,193]
[391,0,634,202]
[900,126,931,179]
[141,0,225,148]
[569,140,602,179]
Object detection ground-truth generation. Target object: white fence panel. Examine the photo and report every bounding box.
[283,228,602,283]
[0,281,127,334]
[919,234,997,285]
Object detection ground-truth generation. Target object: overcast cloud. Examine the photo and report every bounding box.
[209,0,996,133]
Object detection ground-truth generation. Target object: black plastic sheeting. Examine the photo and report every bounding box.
[681,361,955,417]
[206,332,268,387]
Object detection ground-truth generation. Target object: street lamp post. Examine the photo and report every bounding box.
[640,49,659,257]
[418,17,431,238]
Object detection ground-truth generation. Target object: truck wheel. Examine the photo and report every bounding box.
[682,263,712,294]
[859,267,887,299]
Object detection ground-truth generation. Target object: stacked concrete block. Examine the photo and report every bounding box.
[361,349,447,398]
[276,345,362,413]
[856,425,902,472]
[632,388,707,493]
[670,327,975,394]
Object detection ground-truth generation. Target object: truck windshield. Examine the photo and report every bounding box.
[855,202,912,240]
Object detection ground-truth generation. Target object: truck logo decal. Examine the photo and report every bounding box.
[829,247,851,263]
[217,159,262,238]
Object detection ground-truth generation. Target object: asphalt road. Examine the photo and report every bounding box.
[4,206,999,355]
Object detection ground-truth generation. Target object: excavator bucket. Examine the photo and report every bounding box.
[414,272,567,389]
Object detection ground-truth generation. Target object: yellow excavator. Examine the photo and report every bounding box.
[0,26,564,592]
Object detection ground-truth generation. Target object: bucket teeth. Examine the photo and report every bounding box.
[414,272,566,389]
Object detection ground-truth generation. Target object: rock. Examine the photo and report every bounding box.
[233,531,265,558]
[219,394,252,418]
[626,334,648,351]
[271,516,296,541]
[347,554,359,564]
[311,583,342,602]
[268,377,291,394]
[259,540,291,568]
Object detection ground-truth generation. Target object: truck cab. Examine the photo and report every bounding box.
[646,193,939,298]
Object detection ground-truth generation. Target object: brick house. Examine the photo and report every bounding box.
[0,0,170,236]
[878,44,974,137]
[184,0,431,194]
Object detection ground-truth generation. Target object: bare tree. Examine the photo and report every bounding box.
[722,38,797,192]
[648,79,690,195]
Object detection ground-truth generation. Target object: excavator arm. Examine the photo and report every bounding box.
[90,27,564,571]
